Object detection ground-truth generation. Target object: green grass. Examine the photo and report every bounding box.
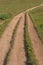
[0,0,43,37]
[0,18,12,37]
[29,6,43,43]
[0,0,43,14]
[0,13,12,37]
[0,13,12,20]
[24,18,38,65]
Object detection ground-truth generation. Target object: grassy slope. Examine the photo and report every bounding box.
[29,6,43,42]
[0,0,43,37]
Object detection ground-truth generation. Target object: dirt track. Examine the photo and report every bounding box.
[0,3,43,65]
[5,13,26,65]
[27,13,43,65]
[0,13,22,65]
[26,3,43,12]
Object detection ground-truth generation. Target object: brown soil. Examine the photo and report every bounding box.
[6,13,26,65]
[0,13,22,65]
[26,13,43,65]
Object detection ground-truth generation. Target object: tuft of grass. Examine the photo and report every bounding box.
[29,6,43,43]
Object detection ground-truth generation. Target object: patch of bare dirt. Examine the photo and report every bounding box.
[6,13,26,65]
[0,13,22,65]
[27,13,43,65]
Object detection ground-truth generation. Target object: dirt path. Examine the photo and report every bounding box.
[27,13,43,65]
[0,3,43,65]
[0,13,22,65]
[26,3,43,12]
[6,13,26,65]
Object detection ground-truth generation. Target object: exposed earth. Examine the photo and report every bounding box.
[0,4,43,65]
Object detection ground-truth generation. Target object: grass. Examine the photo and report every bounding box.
[0,0,43,37]
[24,15,38,65]
[0,0,43,14]
[29,6,43,43]
[0,13,12,20]
[0,14,12,37]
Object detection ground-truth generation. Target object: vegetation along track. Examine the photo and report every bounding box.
[26,13,43,65]
[0,13,22,65]
[24,13,37,65]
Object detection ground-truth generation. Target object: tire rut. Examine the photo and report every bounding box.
[26,13,43,65]
[0,13,22,65]
[6,13,26,65]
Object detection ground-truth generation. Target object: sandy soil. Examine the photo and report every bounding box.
[6,13,26,65]
[0,13,22,65]
[27,13,43,65]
